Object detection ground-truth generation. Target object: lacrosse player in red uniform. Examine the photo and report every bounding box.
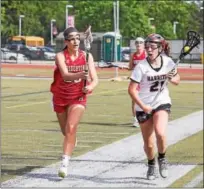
[50,27,98,178]
[129,37,147,127]
[128,34,180,180]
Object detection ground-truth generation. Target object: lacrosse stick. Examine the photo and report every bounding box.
[98,61,129,69]
[151,30,200,106]
[84,25,93,88]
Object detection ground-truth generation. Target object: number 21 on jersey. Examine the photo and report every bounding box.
[150,81,165,92]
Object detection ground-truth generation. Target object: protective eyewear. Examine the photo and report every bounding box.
[66,37,80,42]
[145,44,159,50]
[65,34,80,42]
[135,41,144,44]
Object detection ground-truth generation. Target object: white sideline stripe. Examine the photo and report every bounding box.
[2,111,203,187]
[184,172,203,187]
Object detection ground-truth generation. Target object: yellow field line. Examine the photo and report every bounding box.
[6,88,127,109]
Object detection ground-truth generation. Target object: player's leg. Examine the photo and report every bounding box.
[63,104,85,155]
[153,104,170,178]
[58,104,85,178]
[132,101,139,127]
[139,115,156,180]
[54,105,69,178]
[56,111,67,136]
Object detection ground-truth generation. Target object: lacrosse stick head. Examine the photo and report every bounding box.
[84,25,93,52]
[179,31,200,59]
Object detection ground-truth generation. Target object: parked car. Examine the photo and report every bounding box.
[15,46,44,60]
[121,47,130,62]
[1,48,28,63]
[37,46,56,60]
[43,46,55,53]
[6,43,25,51]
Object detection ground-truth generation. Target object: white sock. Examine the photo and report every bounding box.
[62,155,71,166]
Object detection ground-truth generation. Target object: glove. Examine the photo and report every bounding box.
[168,68,177,79]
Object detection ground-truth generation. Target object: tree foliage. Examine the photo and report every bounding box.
[1,0,203,45]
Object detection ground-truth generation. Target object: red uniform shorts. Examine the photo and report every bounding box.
[52,95,87,113]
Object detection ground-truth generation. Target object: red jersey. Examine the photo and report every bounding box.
[50,50,86,105]
[132,50,146,68]
[132,50,146,91]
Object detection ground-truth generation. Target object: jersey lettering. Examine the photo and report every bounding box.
[150,81,165,92]
[64,78,82,83]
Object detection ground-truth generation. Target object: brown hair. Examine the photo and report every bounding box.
[63,27,78,40]
[163,42,171,57]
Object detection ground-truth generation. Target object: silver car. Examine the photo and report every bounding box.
[1,48,28,63]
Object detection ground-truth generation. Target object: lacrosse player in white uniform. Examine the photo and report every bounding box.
[128,33,180,180]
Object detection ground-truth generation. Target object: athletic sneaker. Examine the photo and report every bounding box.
[133,117,139,128]
[58,164,68,178]
[58,155,70,178]
[158,158,168,178]
[146,164,156,180]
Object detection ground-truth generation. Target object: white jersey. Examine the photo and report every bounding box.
[130,55,176,111]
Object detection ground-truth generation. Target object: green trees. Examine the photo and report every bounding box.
[1,0,202,45]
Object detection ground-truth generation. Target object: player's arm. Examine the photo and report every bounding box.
[167,64,180,85]
[128,66,152,113]
[85,53,98,91]
[169,72,180,85]
[128,81,144,108]
[56,52,86,81]
[128,54,134,70]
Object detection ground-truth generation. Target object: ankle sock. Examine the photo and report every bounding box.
[62,155,71,166]
[148,158,155,165]
[158,152,166,160]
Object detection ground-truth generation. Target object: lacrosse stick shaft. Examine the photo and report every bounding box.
[83,25,92,88]
[150,59,180,106]
[84,51,89,87]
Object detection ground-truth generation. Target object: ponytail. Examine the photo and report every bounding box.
[163,42,171,57]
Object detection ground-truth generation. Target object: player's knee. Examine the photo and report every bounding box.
[65,124,77,135]
[144,143,154,151]
[156,133,166,143]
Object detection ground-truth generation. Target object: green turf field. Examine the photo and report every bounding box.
[1,78,203,186]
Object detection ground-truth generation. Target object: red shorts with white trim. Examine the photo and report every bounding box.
[52,95,87,113]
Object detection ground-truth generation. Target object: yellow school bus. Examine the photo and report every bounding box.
[10,36,44,47]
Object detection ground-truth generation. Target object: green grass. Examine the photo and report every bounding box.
[1,78,203,185]
[168,131,203,188]
[1,66,131,79]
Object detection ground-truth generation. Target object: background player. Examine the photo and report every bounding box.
[129,37,146,127]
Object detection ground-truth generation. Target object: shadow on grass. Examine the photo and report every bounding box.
[26,172,156,185]
[2,158,203,185]
[52,120,134,127]
[2,166,43,176]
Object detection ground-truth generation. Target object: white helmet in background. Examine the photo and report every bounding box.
[135,37,145,44]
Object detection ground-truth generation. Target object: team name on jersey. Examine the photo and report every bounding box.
[67,65,86,72]
[147,74,167,81]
